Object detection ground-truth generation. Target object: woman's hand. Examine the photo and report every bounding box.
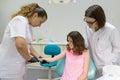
[28,56,39,63]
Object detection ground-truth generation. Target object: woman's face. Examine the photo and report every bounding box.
[84,17,98,30]
[29,13,47,27]
[67,36,74,49]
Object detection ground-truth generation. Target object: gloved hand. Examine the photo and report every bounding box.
[38,56,49,64]
[39,56,43,58]
[28,56,39,63]
[41,59,49,64]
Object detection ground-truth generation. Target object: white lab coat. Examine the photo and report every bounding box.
[86,22,120,71]
[0,16,33,78]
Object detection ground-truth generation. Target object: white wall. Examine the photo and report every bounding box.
[0,0,120,43]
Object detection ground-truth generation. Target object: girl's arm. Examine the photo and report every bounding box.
[78,50,90,80]
[43,50,66,62]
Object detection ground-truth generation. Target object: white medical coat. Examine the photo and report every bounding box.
[0,16,33,78]
[86,22,120,70]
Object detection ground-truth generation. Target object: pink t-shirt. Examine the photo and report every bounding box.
[61,50,85,80]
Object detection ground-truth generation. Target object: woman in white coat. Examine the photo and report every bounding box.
[84,4,120,78]
[0,3,47,80]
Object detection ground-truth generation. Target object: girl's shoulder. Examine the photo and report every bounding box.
[83,49,89,56]
[83,49,89,53]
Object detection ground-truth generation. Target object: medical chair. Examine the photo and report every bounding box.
[38,44,61,80]
[53,57,97,80]
[53,57,66,80]
[87,58,97,80]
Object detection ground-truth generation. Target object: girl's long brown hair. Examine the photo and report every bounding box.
[67,31,87,55]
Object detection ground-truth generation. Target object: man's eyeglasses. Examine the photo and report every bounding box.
[84,18,96,25]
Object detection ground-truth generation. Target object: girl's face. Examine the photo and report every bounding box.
[29,13,47,27]
[84,17,98,31]
[67,37,74,49]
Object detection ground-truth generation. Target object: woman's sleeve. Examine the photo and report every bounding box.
[9,17,27,38]
[110,28,120,65]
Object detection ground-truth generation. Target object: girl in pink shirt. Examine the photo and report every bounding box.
[43,31,90,80]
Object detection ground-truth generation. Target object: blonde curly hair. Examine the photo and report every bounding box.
[11,3,47,19]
